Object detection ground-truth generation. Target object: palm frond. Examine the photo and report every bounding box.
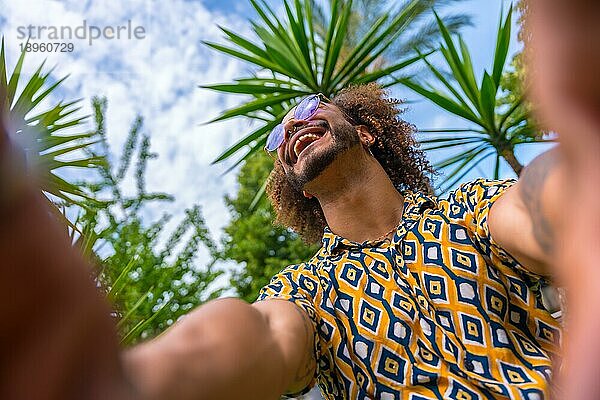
[401,5,549,188]
[1,38,101,206]
[204,0,472,165]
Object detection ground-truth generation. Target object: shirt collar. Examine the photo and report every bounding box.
[320,190,437,255]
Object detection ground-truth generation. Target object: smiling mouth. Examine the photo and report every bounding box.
[294,132,321,157]
[288,123,328,164]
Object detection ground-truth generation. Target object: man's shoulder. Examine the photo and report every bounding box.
[257,250,327,303]
[439,178,517,207]
[402,178,515,210]
[411,178,518,229]
[276,248,327,275]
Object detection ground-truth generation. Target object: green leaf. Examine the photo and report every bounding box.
[418,128,485,134]
[208,93,299,123]
[492,5,512,87]
[203,41,284,75]
[329,13,389,87]
[10,65,46,119]
[458,37,478,101]
[436,147,488,179]
[108,257,141,301]
[212,117,280,164]
[411,49,473,112]
[333,0,423,89]
[1,38,100,208]
[354,51,428,85]
[201,83,304,96]
[0,38,7,96]
[401,78,482,126]
[433,12,479,106]
[221,135,268,175]
[117,287,154,328]
[6,39,27,106]
[439,150,494,192]
[479,71,497,132]
[248,0,276,31]
[498,94,524,131]
[248,175,269,211]
[302,0,319,76]
[218,26,270,60]
[284,1,316,85]
[37,132,95,149]
[322,0,353,90]
[422,138,484,151]
[493,154,500,179]
[253,26,310,83]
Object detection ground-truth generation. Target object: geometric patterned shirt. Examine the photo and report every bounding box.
[257,179,561,400]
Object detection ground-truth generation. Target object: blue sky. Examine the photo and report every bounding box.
[0,0,549,293]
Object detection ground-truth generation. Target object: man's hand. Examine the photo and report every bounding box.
[124,298,316,400]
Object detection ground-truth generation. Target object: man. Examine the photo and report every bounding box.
[1,82,565,399]
[2,83,565,399]
[127,82,565,399]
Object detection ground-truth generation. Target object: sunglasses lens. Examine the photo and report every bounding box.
[295,94,320,120]
[266,95,321,153]
[265,124,284,151]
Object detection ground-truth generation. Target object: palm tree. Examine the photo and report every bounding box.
[401,6,549,192]
[0,38,103,207]
[203,0,470,167]
[311,0,469,66]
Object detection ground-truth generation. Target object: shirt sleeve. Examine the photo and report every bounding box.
[448,178,541,278]
[256,262,322,396]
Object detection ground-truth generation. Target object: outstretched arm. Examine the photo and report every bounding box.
[488,147,565,276]
[492,2,600,397]
[0,108,316,400]
[124,298,316,400]
[527,1,600,398]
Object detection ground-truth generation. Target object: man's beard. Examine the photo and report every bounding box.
[286,121,359,191]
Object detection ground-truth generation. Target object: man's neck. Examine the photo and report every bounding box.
[307,148,405,243]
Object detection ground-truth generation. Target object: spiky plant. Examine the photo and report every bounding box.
[203,0,470,168]
[0,38,103,206]
[401,6,549,191]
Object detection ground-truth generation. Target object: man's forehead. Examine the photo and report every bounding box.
[280,100,339,125]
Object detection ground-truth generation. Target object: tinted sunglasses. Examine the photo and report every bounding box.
[265,93,329,153]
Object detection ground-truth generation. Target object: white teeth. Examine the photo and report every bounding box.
[293,133,320,157]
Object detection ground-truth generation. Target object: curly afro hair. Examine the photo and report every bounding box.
[266,83,434,244]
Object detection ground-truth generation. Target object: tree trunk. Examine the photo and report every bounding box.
[501,149,524,176]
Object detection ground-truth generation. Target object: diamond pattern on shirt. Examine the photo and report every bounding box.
[258,179,561,399]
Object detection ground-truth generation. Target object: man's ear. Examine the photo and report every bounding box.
[356,125,375,147]
[302,190,314,199]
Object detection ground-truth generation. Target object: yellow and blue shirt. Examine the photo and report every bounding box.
[257,179,561,399]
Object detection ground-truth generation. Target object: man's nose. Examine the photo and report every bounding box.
[283,119,307,141]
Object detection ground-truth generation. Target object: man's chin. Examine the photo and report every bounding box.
[286,150,334,192]
[285,124,359,191]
